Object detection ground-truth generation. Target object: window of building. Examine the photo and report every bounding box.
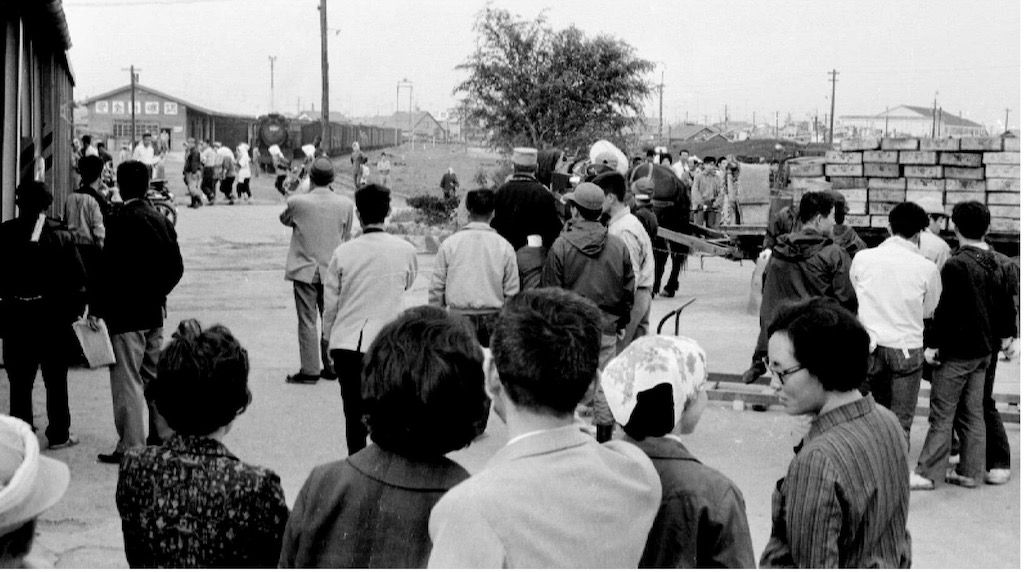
[113,120,160,139]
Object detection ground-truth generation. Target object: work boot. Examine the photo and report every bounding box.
[740,361,767,384]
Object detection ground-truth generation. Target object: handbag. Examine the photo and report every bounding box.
[72,313,116,368]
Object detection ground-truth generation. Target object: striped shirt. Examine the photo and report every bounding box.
[760,396,911,569]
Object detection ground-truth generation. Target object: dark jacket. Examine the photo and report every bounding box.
[279,445,469,568]
[536,148,563,188]
[636,437,756,569]
[541,218,635,334]
[832,223,867,259]
[630,163,690,233]
[761,228,856,326]
[184,147,202,174]
[633,205,659,247]
[926,245,1017,360]
[763,206,798,251]
[516,244,548,291]
[0,216,86,328]
[492,173,567,250]
[94,199,183,334]
[116,435,289,568]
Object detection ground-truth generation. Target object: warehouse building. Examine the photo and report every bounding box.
[76,84,256,157]
[839,105,987,139]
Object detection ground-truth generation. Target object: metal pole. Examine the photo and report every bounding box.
[129,65,136,147]
[658,69,664,144]
[827,69,838,144]
[268,56,277,112]
[319,0,330,152]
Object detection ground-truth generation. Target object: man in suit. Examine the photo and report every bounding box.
[491,147,564,251]
[427,288,661,568]
[322,184,418,455]
[280,157,354,384]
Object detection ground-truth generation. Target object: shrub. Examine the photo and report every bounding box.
[406,194,461,226]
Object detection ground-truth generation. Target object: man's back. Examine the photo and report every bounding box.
[851,237,940,349]
[492,174,563,250]
[280,188,354,282]
[428,426,660,568]
[762,229,856,320]
[429,223,518,311]
[918,230,950,268]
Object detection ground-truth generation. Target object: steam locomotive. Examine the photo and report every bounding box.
[253,113,402,170]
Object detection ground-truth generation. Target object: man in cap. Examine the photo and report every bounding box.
[491,147,564,251]
[182,138,203,209]
[601,336,755,568]
[0,415,70,567]
[912,196,951,268]
[542,182,634,442]
[279,156,354,385]
[630,179,659,248]
[594,171,655,352]
[0,181,86,451]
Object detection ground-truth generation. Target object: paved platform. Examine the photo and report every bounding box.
[2,171,1018,567]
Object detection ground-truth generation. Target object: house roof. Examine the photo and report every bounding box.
[670,124,719,140]
[77,84,254,119]
[351,111,445,133]
[841,105,984,129]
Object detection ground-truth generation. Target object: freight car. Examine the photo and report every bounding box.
[253,113,402,171]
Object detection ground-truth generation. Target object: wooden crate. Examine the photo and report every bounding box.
[986,165,1021,179]
[869,202,899,215]
[989,218,1020,232]
[903,165,943,178]
[830,177,869,189]
[825,151,863,164]
[881,138,919,151]
[959,137,1003,151]
[986,192,1021,205]
[920,138,960,151]
[839,138,879,151]
[946,179,987,192]
[863,150,899,163]
[983,152,1020,165]
[868,177,907,190]
[868,189,906,202]
[987,178,1021,192]
[907,189,943,203]
[906,178,946,191]
[945,167,986,180]
[863,163,900,178]
[899,151,937,165]
[939,152,983,167]
[824,164,862,177]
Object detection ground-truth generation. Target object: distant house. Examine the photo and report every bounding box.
[351,110,448,141]
[667,123,722,143]
[838,105,987,138]
[294,109,348,123]
[77,84,256,155]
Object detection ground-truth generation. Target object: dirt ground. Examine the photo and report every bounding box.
[4,149,1019,568]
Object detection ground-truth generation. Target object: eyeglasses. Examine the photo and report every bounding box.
[762,357,805,383]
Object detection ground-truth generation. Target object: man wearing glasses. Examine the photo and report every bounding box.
[760,298,911,568]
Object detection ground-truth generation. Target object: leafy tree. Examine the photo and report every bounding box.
[455,8,654,154]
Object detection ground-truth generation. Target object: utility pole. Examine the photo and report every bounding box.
[268,56,277,112]
[121,65,140,147]
[397,79,413,142]
[775,111,779,138]
[724,104,728,125]
[657,69,665,144]
[1005,108,1011,131]
[319,0,330,152]
[931,93,938,137]
[827,69,838,144]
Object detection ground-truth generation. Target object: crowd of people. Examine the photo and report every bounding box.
[0,132,1018,567]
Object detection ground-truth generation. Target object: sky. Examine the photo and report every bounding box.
[64,0,1021,130]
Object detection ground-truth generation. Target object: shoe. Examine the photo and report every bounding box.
[909,472,934,491]
[48,434,79,450]
[286,372,320,385]
[319,369,338,380]
[97,451,124,464]
[985,468,1011,485]
[944,468,978,488]
[740,362,767,384]
[660,289,676,298]
[948,454,960,465]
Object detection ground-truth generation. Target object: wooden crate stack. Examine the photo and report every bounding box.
[814,137,1021,232]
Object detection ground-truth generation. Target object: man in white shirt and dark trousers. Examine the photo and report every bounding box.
[850,202,941,444]
[594,171,655,352]
[429,189,519,348]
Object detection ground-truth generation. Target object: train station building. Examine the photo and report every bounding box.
[76,84,256,157]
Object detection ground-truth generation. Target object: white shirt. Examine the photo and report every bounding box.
[850,236,942,349]
[132,143,156,165]
[607,208,655,289]
[918,230,950,268]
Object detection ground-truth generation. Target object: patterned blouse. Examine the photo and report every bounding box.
[115,434,289,568]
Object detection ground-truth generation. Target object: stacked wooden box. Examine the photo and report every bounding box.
[794,137,1020,232]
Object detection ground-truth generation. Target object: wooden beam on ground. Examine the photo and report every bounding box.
[706,377,1020,423]
[658,227,734,257]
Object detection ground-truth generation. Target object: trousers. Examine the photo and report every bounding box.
[618,287,651,353]
[954,351,1011,470]
[449,310,500,348]
[293,281,331,376]
[109,328,172,451]
[916,355,989,481]
[4,312,72,444]
[864,346,923,446]
[331,348,368,455]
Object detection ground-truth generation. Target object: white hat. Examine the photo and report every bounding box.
[0,416,69,536]
[301,144,317,159]
[512,147,538,167]
[601,336,708,430]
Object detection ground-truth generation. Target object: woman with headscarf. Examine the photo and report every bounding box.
[236,143,252,202]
